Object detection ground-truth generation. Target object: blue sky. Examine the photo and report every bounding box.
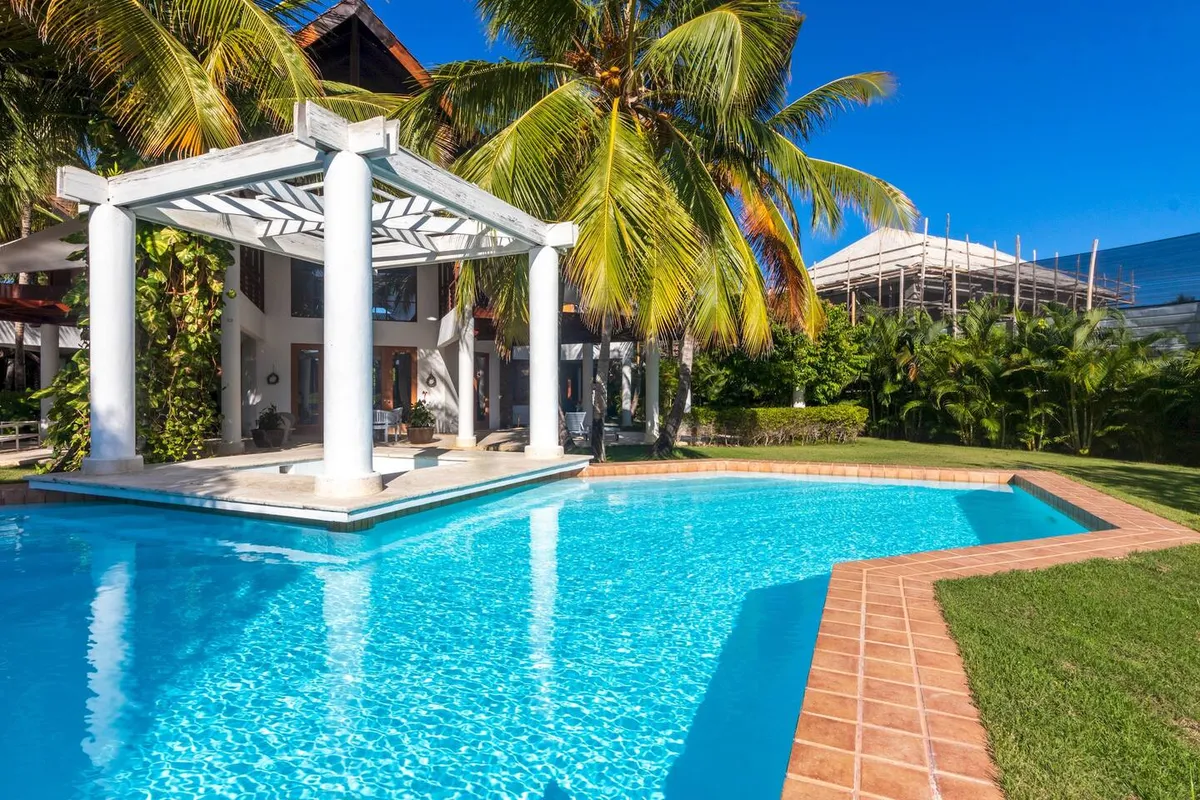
[378,0,1200,263]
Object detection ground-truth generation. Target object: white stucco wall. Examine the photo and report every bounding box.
[238,253,462,432]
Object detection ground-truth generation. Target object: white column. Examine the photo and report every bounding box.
[39,323,60,438]
[619,347,633,427]
[643,338,659,443]
[581,342,594,431]
[83,204,142,475]
[219,248,244,455]
[455,311,476,448]
[526,246,563,458]
[316,150,381,498]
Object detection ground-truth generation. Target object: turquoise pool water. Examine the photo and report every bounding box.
[0,474,1087,799]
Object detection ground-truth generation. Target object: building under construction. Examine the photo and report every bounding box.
[809,226,1134,319]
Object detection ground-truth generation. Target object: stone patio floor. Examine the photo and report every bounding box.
[29,442,590,528]
[580,460,1200,800]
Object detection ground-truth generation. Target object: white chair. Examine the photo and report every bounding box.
[565,411,587,439]
[279,412,296,446]
[373,409,397,444]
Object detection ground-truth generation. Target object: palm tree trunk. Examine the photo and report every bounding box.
[652,331,694,458]
[590,315,612,462]
[13,204,32,392]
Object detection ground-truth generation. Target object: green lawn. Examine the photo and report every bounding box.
[606,439,1200,532]
[0,465,34,484]
[937,547,1200,800]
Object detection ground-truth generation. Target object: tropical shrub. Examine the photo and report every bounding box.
[692,304,864,408]
[687,405,868,445]
[38,224,229,472]
[0,390,38,420]
[852,298,1200,462]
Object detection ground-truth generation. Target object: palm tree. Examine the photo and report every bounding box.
[0,6,92,388]
[400,0,915,460]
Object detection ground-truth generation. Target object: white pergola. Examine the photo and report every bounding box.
[58,102,575,497]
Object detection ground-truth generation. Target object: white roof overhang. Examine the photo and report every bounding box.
[49,102,577,270]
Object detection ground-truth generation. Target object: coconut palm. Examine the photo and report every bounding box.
[400,0,915,459]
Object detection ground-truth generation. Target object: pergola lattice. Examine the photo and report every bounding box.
[57,103,575,495]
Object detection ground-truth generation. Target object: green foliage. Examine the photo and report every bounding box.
[408,397,436,428]
[0,390,38,420]
[687,404,868,445]
[404,0,915,356]
[693,303,863,408]
[255,404,282,431]
[38,223,229,472]
[852,298,1200,464]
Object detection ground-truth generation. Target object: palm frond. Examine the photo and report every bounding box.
[808,157,917,231]
[566,102,700,331]
[423,60,582,140]
[772,72,895,142]
[456,78,598,220]
[476,0,599,61]
[737,177,825,337]
[640,0,797,115]
[659,121,771,354]
[21,0,240,156]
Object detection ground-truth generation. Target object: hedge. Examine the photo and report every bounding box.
[685,404,868,445]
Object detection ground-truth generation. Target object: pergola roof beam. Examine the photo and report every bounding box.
[144,193,324,223]
[372,150,576,248]
[56,102,578,264]
[58,136,326,208]
[138,207,325,262]
[248,179,325,213]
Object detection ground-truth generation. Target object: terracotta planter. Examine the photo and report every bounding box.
[407,426,436,445]
[252,428,285,449]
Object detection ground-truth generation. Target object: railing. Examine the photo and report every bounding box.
[0,420,41,451]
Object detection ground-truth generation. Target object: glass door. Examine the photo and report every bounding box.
[474,353,490,427]
[292,345,322,426]
[391,350,415,421]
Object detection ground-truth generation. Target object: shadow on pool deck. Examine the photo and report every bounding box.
[663,574,831,800]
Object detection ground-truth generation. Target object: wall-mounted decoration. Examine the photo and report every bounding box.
[266,370,280,386]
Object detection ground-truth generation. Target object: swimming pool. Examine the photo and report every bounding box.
[0,474,1087,799]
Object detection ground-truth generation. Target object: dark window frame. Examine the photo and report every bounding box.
[239,246,266,312]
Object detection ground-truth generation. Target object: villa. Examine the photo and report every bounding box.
[4,3,1200,800]
[0,0,654,451]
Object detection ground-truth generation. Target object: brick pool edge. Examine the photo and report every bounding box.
[578,461,1200,799]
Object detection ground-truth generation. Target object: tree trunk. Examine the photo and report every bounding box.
[652,331,694,458]
[590,315,612,462]
[13,204,32,392]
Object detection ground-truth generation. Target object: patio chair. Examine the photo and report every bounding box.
[564,411,587,440]
[373,409,398,444]
[279,412,296,446]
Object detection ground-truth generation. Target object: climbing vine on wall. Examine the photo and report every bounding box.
[38,223,231,472]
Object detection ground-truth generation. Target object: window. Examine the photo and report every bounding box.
[372,268,418,322]
[291,260,418,321]
[291,260,323,318]
[239,246,265,312]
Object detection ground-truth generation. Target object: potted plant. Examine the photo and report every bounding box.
[406,396,437,445]
[252,404,286,449]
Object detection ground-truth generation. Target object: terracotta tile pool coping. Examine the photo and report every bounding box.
[578,460,1200,799]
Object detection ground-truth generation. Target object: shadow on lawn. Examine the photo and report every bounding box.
[663,574,830,799]
[1052,462,1200,520]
